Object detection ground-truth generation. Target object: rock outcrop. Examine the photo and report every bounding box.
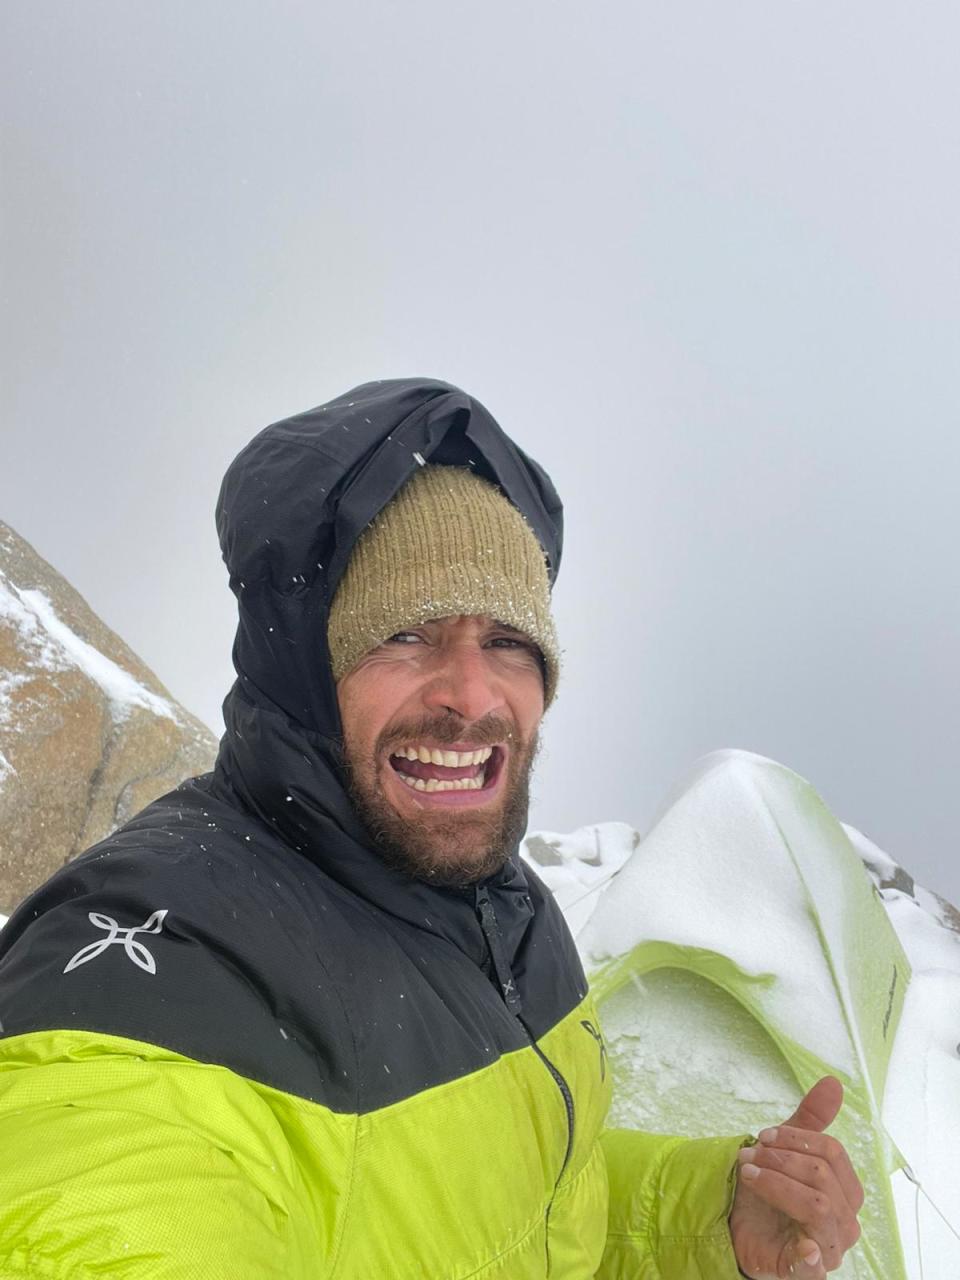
[0,520,219,914]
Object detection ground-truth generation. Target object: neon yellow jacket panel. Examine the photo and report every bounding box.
[0,1022,745,1279]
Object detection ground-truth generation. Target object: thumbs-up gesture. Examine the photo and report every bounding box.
[730,1077,865,1278]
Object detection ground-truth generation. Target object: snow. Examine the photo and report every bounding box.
[844,822,903,884]
[597,965,799,1136]
[0,581,57,770]
[520,823,636,937]
[571,750,875,1076]
[824,818,960,1275]
[0,574,178,725]
[0,746,956,1272]
[522,750,960,1280]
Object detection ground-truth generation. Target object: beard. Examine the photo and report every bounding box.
[342,712,541,888]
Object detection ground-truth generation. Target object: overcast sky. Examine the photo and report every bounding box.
[2,1,959,905]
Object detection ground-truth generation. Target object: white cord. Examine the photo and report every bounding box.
[902,1163,960,1249]
[554,862,626,916]
[913,1172,925,1280]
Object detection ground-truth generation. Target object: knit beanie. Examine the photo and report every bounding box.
[328,465,559,705]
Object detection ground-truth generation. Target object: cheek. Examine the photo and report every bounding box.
[336,680,375,757]
[513,679,545,736]
[338,669,413,756]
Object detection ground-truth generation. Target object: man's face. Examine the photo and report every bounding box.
[336,614,546,886]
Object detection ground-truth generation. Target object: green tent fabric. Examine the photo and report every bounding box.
[579,750,911,1280]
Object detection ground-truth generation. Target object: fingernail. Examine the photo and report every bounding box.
[738,1146,758,1163]
[758,1127,779,1144]
[800,1243,822,1266]
[740,1163,761,1180]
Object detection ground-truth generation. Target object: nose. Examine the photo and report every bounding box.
[421,642,507,725]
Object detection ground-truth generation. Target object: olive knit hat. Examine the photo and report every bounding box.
[327,464,559,705]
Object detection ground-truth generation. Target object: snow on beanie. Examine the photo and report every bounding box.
[327,464,560,706]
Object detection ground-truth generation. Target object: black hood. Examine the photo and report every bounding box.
[215,377,562,736]
[210,378,565,956]
[0,379,585,1099]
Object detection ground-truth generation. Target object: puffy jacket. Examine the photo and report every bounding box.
[0,380,746,1278]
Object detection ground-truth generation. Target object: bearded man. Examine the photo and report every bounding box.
[0,379,862,1278]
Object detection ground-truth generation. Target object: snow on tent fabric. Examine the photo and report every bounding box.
[567,751,911,1280]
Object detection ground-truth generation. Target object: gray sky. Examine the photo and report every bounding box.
[3,1,959,904]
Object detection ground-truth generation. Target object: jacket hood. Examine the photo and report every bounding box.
[216,377,563,736]
[211,379,564,958]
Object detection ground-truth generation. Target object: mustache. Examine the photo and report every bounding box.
[376,712,519,755]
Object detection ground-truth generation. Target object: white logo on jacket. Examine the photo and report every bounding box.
[63,909,169,975]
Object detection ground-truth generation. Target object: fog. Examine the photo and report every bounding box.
[3,1,958,902]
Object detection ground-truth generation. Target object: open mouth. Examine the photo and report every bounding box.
[387,744,506,795]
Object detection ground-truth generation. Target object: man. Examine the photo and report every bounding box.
[0,379,862,1277]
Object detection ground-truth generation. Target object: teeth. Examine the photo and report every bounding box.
[394,745,495,768]
[396,772,484,792]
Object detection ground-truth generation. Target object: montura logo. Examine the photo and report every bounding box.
[580,1019,607,1082]
[63,909,169,976]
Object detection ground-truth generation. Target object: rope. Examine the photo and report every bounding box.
[902,1163,960,1251]
[913,1174,924,1280]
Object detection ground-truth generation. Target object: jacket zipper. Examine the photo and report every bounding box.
[475,885,575,1273]
[475,884,523,1014]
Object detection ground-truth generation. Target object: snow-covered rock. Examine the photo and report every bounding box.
[0,521,218,913]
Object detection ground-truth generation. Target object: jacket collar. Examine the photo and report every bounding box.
[213,686,535,968]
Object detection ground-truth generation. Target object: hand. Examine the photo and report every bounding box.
[729,1077,864,1278]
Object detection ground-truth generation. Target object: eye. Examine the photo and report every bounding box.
[385,631,423,645]
[486,626,535,649]
[488,634,542,663]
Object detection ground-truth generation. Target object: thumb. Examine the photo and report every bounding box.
[781,1076,843,1134]
[784,1236,826,1278]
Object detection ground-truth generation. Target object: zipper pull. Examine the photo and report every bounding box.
[475,886,523,1016]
